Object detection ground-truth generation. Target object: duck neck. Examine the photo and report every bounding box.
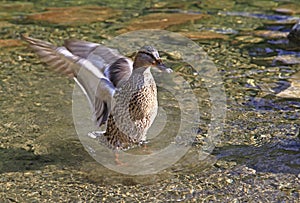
[133,53,151,70]
[133,63,150,75]
[133,58,144,69]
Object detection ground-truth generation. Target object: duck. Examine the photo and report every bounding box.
[21,35,172,151]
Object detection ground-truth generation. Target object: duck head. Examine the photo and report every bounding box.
[133,46,172,73]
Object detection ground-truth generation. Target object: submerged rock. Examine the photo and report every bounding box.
[0,39,23,48]
[253,30,288,39]
[180,31,229,40]
[288,20,300,44]
[0,2,34,12]
[274,3,300,15]
[118,13,207,33]
[273,55,300,65]
[235,35,264,43]
[277,71,300,98]
[26,6,121,25]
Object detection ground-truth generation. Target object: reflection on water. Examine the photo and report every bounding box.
[0,0,300,201]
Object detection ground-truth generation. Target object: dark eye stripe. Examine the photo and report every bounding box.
[138,51,160,63]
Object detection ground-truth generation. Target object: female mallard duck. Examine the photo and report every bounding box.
[22,35,172,150]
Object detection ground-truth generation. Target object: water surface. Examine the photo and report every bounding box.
[0,0,299,202]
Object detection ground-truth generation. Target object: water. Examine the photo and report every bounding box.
[0,0,299,201]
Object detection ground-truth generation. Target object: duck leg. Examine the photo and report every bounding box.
[114,152,127,165]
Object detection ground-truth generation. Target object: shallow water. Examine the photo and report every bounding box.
[0,0,300,202]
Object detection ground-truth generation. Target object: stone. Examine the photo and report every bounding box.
[274,3,300,15]
[26,6,121,25]
[119,13,207,33]
[180,31,228,40]
[0,39,23,48]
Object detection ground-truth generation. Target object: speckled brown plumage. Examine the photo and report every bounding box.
[102,67,158,150]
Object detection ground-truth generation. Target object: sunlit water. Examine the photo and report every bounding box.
[0,0,299,201]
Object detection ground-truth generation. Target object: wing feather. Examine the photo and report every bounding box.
[22,34,114,126]
[65,39,133,87]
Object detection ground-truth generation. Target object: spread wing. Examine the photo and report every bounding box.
[64,39,133,87]
[22,35,114,126]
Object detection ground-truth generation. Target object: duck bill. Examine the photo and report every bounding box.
[156,61,173,73]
